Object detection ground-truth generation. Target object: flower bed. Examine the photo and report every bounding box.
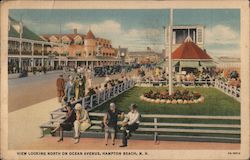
[140,89,205,104]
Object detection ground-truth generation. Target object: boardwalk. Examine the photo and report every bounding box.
[20,137,240,150]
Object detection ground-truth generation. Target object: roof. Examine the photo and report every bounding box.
[171,41,212,60]
[8,17,44,41]
[129,51,161,56]
[85,30,95,39]
[22,26,45,41]
[9,25,20,38]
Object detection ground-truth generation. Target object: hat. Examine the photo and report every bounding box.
[75,103,82,110]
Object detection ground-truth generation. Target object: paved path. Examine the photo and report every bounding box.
[8,70,138,113]
[20,137,240,150]
[8,98,60,149]
[8,90,240,150]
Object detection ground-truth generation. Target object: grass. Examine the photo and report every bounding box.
[92,86,240,116]
[91,86,240,139]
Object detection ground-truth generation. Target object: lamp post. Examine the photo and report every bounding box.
[168,9,173,95]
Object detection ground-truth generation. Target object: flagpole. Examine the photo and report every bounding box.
[168,9,173,95]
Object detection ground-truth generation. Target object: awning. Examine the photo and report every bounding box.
[172,60,180,67]
[180,61,199,68]
[200,61,216,67]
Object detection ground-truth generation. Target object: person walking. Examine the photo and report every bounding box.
[120,104,140,147]
[103,103,124,146]
[74,103,91,144]
[65,76,75,102]
[78,78,86,98]
[56,74,65,103]
[75,76,80,100]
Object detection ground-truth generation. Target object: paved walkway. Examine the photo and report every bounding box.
[8,97,240,150]
[8,98,60,149]
[20,137,240,150]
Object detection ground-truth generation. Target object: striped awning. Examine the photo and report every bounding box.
[180,61,199,68]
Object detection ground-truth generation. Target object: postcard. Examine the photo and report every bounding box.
[1,0,249,159]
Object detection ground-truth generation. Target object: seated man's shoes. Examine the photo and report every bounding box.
[119,145,127,147]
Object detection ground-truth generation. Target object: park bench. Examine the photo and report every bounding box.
[40,112,241,143]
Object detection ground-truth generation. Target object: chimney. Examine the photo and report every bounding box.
[74,28,77,34]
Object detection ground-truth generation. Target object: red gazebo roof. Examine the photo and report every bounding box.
[171,41,212,60]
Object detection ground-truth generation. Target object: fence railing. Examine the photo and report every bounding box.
[50,79,135,118]
[88,112,240,143]
[135,79,213,87]
[214,79,240,101]
[41,78,241,143]
[136,79,240,102]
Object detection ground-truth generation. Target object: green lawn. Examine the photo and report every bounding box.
[93,86,240,116]
[91,87,240,138]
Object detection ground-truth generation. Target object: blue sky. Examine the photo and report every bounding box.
[9,9,240,57]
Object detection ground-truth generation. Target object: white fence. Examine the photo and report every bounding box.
[88,112,240,143]
[213,79,240,101]
[136,79,240,102]
[50,79,135,118]
[41,78,241,143]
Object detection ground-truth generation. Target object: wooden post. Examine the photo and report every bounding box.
[82,97,85,107]
[154,118,158,142]
[90,95,93,108]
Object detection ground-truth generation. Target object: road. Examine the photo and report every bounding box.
[8,70,137,113]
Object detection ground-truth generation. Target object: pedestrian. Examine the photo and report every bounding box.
[120,104,140,147]
[78,79,85,98]
[56,74,65,103]
[73,103,91,144]
[103,103,124,146]
[65,76,75,102]
[75,76,80,100]
[50,102,76,142]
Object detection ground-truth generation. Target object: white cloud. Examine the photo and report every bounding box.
[207,48,240,58]
[64,20,164,52]
[205,24,239,45]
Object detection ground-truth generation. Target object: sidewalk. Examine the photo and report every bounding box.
[8,97,240,150]
[8,98,61,149]
[8,70,63,79]
[20,137,240,150]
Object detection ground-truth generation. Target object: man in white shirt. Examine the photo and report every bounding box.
[120,104,140,147]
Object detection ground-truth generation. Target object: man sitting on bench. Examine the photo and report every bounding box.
[120,104,140,147]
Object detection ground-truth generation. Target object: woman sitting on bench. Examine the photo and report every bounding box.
[74,103,91,144]
[50,102,76,142]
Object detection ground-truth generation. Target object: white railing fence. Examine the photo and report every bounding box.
[213,79,240,101]
[50,79,135,118]
[136,79,240,102]
[88,112,240,143]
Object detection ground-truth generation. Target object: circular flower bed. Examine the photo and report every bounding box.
[140,89,205,104]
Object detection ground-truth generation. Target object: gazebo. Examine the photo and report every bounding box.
[171,37,215,73]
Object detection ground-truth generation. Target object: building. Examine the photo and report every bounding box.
[41,29,121,69]
[126,47,161,64]
[171,37,215,72]
[8,17,63,73]
[165,25,205,58]
[216,56,241,69]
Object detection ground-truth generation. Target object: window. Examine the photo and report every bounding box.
[197,28,203,43]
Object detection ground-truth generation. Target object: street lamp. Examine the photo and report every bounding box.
[167,9,173,95]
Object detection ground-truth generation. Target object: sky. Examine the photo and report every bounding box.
[9,9,240,57]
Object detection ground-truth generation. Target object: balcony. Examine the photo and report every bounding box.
[21,50,32,55]
[8,49,20,55]
[34,50,42,56]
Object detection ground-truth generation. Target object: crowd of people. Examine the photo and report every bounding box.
[50,102,140,147]
[137,66,241,88]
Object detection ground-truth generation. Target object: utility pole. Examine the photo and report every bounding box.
[168,9,173,95]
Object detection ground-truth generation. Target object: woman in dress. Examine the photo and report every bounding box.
[65,76,75,102]
[50,102,76,142]
[74,103,91,144]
